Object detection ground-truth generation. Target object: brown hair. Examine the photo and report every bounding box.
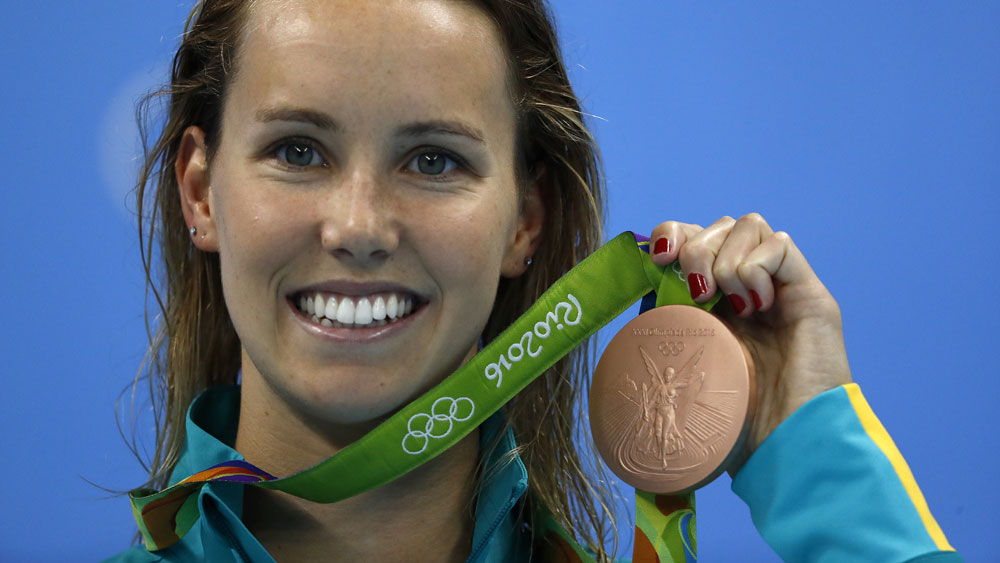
[128,0,615,558]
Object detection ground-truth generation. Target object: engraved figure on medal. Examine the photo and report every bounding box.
[613,345,738,478]
[590,305,755,494]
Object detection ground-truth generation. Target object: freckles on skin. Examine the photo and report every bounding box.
[244,0,514,146]
[209,172,304,321]
[417,194,515,323]
[208,0,528,433]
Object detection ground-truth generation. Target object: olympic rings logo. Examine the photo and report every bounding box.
[658,340,685,356]
[401,396,475,455]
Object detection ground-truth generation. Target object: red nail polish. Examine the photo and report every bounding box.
[688,273,708,299]
[653,237,672,255]
[750,290,763,309]
[728,294,747,315]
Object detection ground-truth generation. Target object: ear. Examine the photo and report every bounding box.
[501,166,546,278]
[176,126,219,252]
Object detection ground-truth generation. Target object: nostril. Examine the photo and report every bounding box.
[331,248,354,260]
[329,247,390,262]
[320,220,399,264]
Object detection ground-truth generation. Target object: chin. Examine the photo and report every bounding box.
[241,333,480,433]
[282,373,425,427]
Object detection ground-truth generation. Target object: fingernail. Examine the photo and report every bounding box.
[653,237,672,256]
[728,294,747,315]
[688,273,708,299]
[750,290,763,309]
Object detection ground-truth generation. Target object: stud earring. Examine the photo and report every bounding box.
[524,257,533,266]
[189,226,197,237]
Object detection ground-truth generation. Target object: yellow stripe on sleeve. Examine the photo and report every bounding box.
[843,383,955,552]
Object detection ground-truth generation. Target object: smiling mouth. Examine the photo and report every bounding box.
[293,292,420,329]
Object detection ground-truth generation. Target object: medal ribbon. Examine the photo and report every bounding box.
[130,231,718,560]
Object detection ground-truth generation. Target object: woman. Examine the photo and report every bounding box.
[111,0,959,561]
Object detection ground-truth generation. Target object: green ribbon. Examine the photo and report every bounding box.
[131,231,719,557]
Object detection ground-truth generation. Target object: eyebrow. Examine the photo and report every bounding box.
[397,120,486,145]
[255,106,339,130]
[254,106,485,145]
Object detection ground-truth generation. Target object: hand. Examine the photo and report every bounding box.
[648,214,852,469]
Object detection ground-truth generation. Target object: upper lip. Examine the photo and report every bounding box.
[289,280,427,301]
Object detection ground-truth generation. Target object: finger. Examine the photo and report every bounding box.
[677,216,737,302]
[713,213,775,317]
[649,221,703,266]
[737,231,816,311]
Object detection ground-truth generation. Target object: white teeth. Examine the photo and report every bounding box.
[298,291,416,328]
[355,298,373,325]
[386,294,399,319]
[372,296,386,320]
[336,297,356,324]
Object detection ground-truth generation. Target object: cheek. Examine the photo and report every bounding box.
[425,197,513,272]
[420,197,517,332]
[212,184,310,301]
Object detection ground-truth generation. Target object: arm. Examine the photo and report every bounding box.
[733,384,960,562]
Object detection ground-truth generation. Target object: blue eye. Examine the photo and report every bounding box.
[276,142,324,167]
[409,152,458,176]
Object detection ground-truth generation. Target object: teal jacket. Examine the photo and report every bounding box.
[105,384,961,562]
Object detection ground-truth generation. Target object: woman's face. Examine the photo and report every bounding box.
[185,0,540,426]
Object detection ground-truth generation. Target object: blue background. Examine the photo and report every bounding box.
[0,1,996,560]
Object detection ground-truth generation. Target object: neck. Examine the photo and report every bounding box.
[234,367,480,561]
[241,431,478,562]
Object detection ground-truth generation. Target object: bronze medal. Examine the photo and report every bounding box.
[589,305,756,494]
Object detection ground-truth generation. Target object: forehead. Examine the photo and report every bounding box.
[228,0,515,135]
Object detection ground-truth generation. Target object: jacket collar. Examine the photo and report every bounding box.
[171,385,528,562]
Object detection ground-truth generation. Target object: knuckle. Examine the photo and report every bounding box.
[736,261,759,281]
[712,258,737,283]
[683,224,706,239]
[772,231,793,244]
[677,242,704,264]
[740,212,766,226]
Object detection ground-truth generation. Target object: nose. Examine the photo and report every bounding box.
[319,167,399,265]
